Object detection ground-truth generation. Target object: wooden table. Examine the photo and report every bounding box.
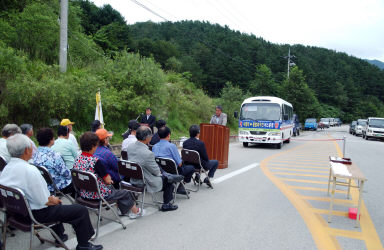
[327,160,367,228]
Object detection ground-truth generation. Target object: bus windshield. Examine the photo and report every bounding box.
[240,103,281,121]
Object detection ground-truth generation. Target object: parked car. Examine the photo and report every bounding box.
[334,118,342,126]
[304,118,318,130]
[319,118,330,128]
[349,121,357,134]
[355,119,367,136]
[329,118,336,127]
[293,114,301,136]
[362,117,384,140]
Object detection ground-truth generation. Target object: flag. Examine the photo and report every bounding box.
[95,90,104,128]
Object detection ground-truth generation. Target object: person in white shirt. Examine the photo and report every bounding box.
[0,124,21,163]
[121,120,140,152]
[60,118,80,153]
[0,134,102,250]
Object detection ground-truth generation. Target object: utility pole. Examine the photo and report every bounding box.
[59,0,68,73]
[284,47,296,79]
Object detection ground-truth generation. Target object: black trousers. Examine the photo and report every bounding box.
[161,176,175,204]
[32,204,94,245]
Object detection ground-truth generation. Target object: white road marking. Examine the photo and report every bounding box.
[212,163,259,184]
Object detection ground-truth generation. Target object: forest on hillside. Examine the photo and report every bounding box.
[1,0,384,135]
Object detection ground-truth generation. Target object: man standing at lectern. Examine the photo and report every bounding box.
[182,125,218,188]
[140,108,156,133]
[210,105,227,126]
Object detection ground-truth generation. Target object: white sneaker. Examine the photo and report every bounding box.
[129,208,145,219]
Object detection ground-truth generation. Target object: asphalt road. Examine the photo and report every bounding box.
[5,125,384,250]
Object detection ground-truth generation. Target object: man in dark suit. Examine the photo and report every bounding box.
[182,125,218,188]
[140,108,156,133]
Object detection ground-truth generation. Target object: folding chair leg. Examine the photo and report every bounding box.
[104,201,126,230]
[92,203,102,240]
[29,224,34,250]
[2,217,7,250]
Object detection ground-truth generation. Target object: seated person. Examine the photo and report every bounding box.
[149,119,166,146]
[94,129,121,189]
[0,124,22,163]
[33,128,75,198]
[74,132,142,218]
[0,134,102,250]
[91,120,101,132]
[121,120,140,151]
[152,126,195,195]
[20,123,37,153]
[126,126,183,212]
[52,126,78,170]
[182,125,219,188]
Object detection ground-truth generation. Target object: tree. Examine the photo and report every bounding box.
[249,64,280,96]
[281,67,321,120]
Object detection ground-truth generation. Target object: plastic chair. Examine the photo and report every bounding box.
[0,184,69,250]
[70,169,126,240]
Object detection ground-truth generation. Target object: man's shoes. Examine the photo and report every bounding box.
[128,207,145,219]
[194,174,202,185]
[176,185,189,195]
[204,177,213,188]
[160,203,178,212]
[76,242,103,250]
[55,233,68,245]
[166,174,184,184]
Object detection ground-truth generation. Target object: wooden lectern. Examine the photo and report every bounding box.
[199,123,230,169]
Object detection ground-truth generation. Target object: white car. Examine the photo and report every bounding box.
[355,119,367,136]
[362,117,384,140]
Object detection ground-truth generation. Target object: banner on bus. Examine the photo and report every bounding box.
[239,120,281,130]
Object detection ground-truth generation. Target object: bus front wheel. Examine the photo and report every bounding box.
[275,142,282,149]
[243,142,249,147]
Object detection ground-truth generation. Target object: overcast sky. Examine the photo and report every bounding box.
[92,0,384,61]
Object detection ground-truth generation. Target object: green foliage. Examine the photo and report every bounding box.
[281,67,321,121]
[218,82,249,128]
[249,64,280,96]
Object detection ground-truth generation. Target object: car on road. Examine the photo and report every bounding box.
[304,118,318,130]
[329,118,336,127]
[362,117,384,140]
[334,118,342,126]
[354,119,367,136]
[319,118,330,128]
[349,121,357,134]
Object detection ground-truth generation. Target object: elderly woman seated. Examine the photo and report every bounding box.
[94,129,121,189]
[74,132,143,218]
[32,128,75,198]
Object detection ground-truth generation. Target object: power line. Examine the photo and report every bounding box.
[130,0,168,22]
